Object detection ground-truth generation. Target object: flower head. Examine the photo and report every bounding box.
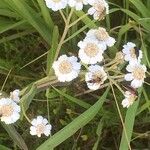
[85,65,107,90]
[52,55,81,82]
[85,27,116,49]
[0,98,21,124]
[122,42,143,63]
[30,116,52,137]
[122,91,137,108]
[125,62,146,88]
[10,89,20,103]
[88,0,109,20]
[68,0,88,10]
[78,39,105,64]
[45,0,68,11]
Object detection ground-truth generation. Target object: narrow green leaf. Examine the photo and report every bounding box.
[130,0,150,17]
[52,86,91,109]
[0,19,26,34]
[119,88,143,150]
[0,30,35,44]
[116,22,134,47]
[20,84,37,113]
[6,0,52,44]
[74,11,97,28]
[37,87,110,150]
[0,144,11,150]
[0,8,18,18]
[136,89,150,115]
[37,0,54,30]
[1,123,28,150]
[121,9,150,31]
[92,118,104,150]
[46,26,59,75]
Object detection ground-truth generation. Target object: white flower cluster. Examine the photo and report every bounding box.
[0,90,20,124]
[44,0,109,20]
[53,27,116,90]
[0,90,52,138]
[121,42,146,108]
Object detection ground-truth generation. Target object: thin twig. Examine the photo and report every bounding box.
[59,10,67,23]
[110,83,132,150]
[1,68,12,92]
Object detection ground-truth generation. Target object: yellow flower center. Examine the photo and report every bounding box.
[84,43,99,57]
[130,48,136,58]
[52,0,61,2]
[95,28,109,41]
[59,60,72,74]
[0,105,13,117]
[133,67,145,80]
[36,124,45,136]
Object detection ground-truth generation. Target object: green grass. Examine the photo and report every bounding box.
[0,0,150,150]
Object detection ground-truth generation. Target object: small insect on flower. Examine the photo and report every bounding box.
[0,98,21,124]
[52,55,81,82]
[125,62,147,88]
[122,84,138,97]
[30,116,52,137]
[88,0,109,20]
[87,75,102,84]
[85,65,107,90]
[85,27,116,49]
[68,0,88,10]
[122,42,143,63]
[121,91,137,108]
[44,0,68,11]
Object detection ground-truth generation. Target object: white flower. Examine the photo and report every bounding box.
[44,0,68,11]
[85,27,116,49]
[0,98,20,124]
[125,62,146,88]
[85,65,107,90]
[78,39,106,64]
[30,116,52,137]
[10,89,20,103]
[52,55,81,82]
[88,0,109,20]
[122,42,143,63]
[122,91,137,108]
[68,0,88,10]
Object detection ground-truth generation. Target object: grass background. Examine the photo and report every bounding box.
[0,0,150,149]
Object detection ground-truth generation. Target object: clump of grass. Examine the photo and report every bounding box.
[0,0,150,150]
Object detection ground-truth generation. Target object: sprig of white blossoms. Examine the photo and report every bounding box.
[78,39,106,64]
[52,55,81,82]
[122,42,143,63]
[44,0,68,11]
[125,62,146,89]
[85,27,116,50]
[10,89,20,103]
[68,0,88,10]
[0,98,21,124]
[85,65,107,90]
[121,91,137,108]
[44,0,109,21]
[30,116,52,137]
[88,0,109,20]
